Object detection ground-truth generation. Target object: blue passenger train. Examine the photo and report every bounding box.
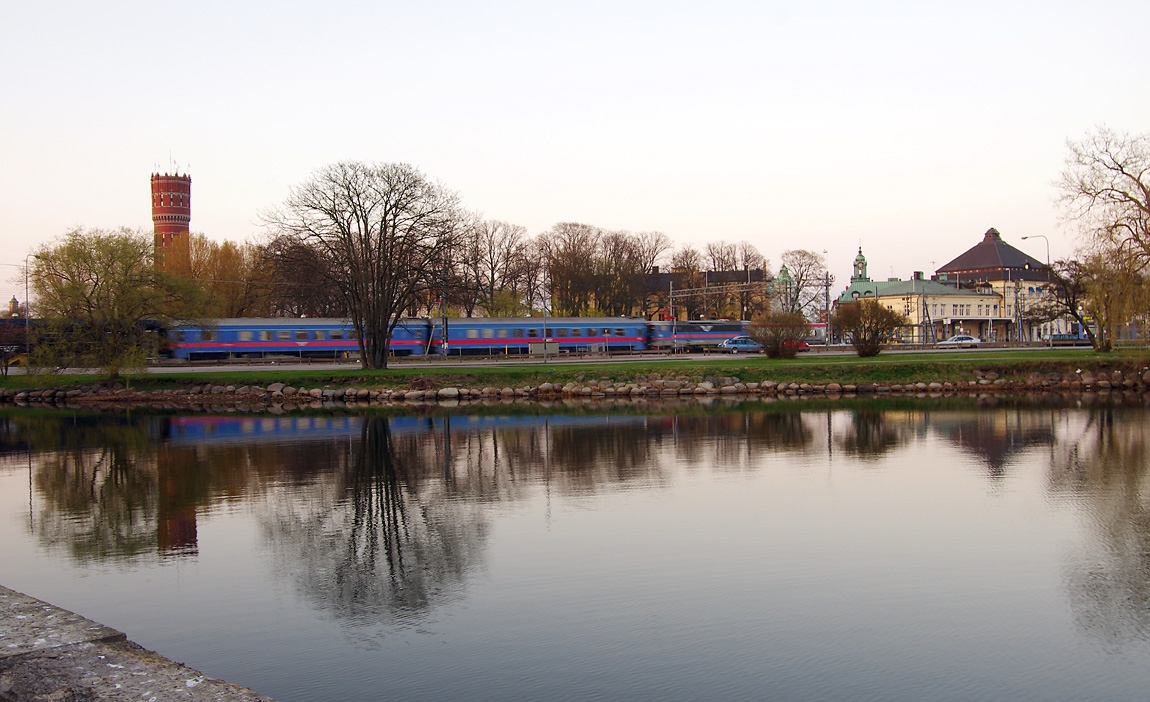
[165,317,754,361]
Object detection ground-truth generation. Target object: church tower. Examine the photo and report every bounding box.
[151,172,192,273]
[851,247,870,283]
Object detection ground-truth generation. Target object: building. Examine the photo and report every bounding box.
[837,247,1006,343]
[151,172,192,274]
[935,228,1052,341]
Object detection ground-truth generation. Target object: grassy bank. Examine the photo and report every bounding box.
[3,347,1145,392]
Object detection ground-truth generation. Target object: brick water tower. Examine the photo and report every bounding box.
[151,172,192,273]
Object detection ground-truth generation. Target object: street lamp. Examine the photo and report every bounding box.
[1022,235,1052,347]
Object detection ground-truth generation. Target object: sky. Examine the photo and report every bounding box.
[2,0,1147,305]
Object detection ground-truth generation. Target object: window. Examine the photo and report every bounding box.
[528,328,539,338]
[295,330,308,341]
[278,330,291,340]
[482,328,495,339]
[977,305,982,316]
[616,328,626,337]
[259,330,272,341]
[331,330,343,340]
[314,330,326,340]
[238,331,254,342]
[556,328,568,337]
[951,305,957,316]
[966,305,971,316]
[513,328,524,338]
[497,329,509,339]
[931,304,937,316]
[466,329,479,339]
[602,328,611,336]
[202,330,215,342]
[570,328,582,337]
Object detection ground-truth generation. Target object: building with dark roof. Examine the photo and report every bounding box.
[935,227,1054,342]
[936,228,1047,284]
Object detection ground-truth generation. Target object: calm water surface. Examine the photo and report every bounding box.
[2,399,1150,701]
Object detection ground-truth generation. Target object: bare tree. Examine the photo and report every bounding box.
[462,219,530,316]
[669,245,705,318]
[261,236,349,318]
[779,249,832,318]
[1059,127,1150,268]
[543,223,600,316]
[671,245,702,273]
[263,162,461,369]
[704,241,738,272]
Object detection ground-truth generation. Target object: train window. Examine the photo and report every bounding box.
[349,329,359,339]
[314,330,326,340]
[602,328,611,336]
[570,328,582,337]
[202,330,215,342]
[331,330,343,340]
[527,328,538,338]
[482,329,495,339]
[259,330,271,341]
[278,330,291,341]
[466,329,479,339]
[295,330,308,341]
[497,329,509,338]
[616,328,626,337]
[238,331,253,342]
[556,328,568,337]
[513,329,524,338]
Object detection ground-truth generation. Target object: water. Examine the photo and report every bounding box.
[2,398,1150,701]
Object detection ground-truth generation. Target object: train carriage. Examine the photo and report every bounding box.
[167,318,432,360]
[430,317,648,355]
[647,320,751,352]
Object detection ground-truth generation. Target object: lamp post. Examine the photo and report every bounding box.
[1022,235,1052,347]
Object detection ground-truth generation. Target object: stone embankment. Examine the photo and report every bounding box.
[0,585,275,701]
[3,368,1150,411]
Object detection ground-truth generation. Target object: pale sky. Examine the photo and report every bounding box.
[2,0,1146,305]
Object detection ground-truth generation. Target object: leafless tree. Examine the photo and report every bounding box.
[543,222,601,315]
[779,249,832,319]
[460,218,531,316]
[671,245,702,273]
[260,236,349,318]
[1059,127,1150,268]
[704,241,738,272]
[263,162,461,369]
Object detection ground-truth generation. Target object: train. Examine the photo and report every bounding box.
[165,317,757,361]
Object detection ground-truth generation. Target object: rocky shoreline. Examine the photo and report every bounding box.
[3,368,1150,412]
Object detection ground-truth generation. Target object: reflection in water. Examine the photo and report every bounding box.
[1049,407,1150,645]
[7,400,1150,647]
[261,418,488,623]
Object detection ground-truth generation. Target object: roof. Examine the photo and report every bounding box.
[936,228,1047,278]
[837,278,991,304]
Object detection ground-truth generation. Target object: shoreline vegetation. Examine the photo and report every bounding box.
[2,349,1149,411]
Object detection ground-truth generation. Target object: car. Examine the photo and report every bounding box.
[784,340,811,352]
[938,335,981,348]
[718,336,762,354]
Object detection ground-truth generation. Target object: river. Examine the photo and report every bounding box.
[2,397,1149,701]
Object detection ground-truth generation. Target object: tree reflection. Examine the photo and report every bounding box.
[262,417,488,624]
[29,416,161,563]
[835,409,907,460]
[1051,408,1150,645]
